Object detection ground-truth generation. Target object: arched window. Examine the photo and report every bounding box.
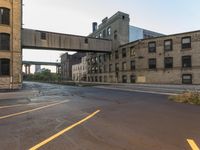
[0,8,10,25]
[0,58,10,76]
[0,33,10,50]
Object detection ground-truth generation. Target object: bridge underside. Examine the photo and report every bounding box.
[22,61,61,66]
[22,29,112,53]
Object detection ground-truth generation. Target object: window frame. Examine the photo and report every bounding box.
[122,62,127,71]
[148,41,156,53]
[164,57,173,69]
[148,58,157,69]
[164,39,173,51]
[130,60,136,70]
[0,33,10,50]
[0,7,10,25]
[182,74,192,84]
[182,36,191,49]
[0,58,10,76]
[122,48,126,58]
[182,55,192,68]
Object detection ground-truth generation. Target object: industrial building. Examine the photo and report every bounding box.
[83,12,200,84]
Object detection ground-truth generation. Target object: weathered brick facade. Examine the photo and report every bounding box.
[0,0,22,89]
[86,12,200,84]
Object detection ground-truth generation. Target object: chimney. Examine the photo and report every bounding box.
[92,22,97,32]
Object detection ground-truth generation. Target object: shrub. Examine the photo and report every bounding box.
[169,91,200,105]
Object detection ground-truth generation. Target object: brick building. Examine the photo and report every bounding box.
[61,52,86,80]
[0,0,22,89]
[86,12,200,84]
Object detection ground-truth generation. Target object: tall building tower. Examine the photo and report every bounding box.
[0,0,22,89]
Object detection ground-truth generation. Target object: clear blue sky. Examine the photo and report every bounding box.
[22,0,200,72]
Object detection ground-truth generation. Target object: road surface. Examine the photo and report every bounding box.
[0,82,199,150]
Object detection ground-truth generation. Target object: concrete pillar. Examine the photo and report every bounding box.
[28,65,31,75]
[25,65,28,75]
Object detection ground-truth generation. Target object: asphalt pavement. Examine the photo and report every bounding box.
[0,82,199,150]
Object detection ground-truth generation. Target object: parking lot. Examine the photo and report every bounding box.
[0,82,199,150]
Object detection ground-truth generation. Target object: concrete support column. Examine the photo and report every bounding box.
[28,65,31,75]
[25,65,28,75]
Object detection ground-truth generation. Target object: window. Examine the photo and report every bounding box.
[164,39,173,51]
[109,64,112,72]
[41,32,46,40]
[0,59,10,76]
[115,50,119,59]
[114,30,117,40]
[103,65,106,73]
[115,63,119,72]
[131,60,136,70]
[95,76,98,82]
[85,38,88,44]
[99,76,102,82]
[0,33,10,50]
[99,66,103,73]
[122,48,126,58]
[122,75,127,83]
[107,27,111,36]
[149,58,156,69]
[103,54,107,61]
[0,8,10,25]
[99,32,102,38]
[164,57,173,69]
[148,42,156,53]
[182,37,191,49]
[109,53,113,61]
[103,29,106,38]
[122,62,127,71]
[130,75,136,83]
[95,67,98,73]
[104,76,107,82]
[182,74,192,84]
[130,46,135,57]
[99,55,102,63]
[182,56,191,68]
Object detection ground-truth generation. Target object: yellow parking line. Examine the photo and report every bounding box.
[187,139,200,150]
[29,110,100,150]
[0,104,26,109]
[0,100,69,120]
[0,101,56,109]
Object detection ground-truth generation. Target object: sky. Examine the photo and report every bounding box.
[22,0,200,72]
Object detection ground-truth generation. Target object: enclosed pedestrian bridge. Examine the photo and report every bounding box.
[22,29,112,52]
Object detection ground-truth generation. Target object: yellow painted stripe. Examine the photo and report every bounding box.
[29,110,100,150]
[0,100,69,120]
[0,104,25,109]
[0,101,56,109]
[187,139,200,150]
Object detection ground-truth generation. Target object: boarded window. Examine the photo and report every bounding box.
[182,74,192,84]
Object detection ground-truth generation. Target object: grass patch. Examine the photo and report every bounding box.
[169,91,200,105]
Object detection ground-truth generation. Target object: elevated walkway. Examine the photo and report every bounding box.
[22,29,112,53]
